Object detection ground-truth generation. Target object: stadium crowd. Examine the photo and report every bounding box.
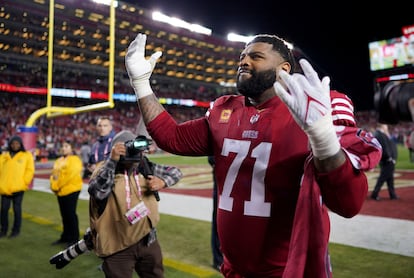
[0,92,208,159]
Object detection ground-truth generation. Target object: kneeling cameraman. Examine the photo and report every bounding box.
[50,130,183,278]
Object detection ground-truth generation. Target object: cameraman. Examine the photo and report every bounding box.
[87,130,182,278]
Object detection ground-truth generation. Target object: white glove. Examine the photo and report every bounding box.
[125,33,162,99]
[274,59,340,159]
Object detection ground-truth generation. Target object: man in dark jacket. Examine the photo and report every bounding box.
[371,124,399,200]
[86,116,115,177]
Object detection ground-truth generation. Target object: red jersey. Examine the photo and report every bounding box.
[147,92,381,277]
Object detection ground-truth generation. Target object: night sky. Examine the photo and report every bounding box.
[131,0,412,111]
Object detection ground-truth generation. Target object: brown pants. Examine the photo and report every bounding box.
[102,237,164,278]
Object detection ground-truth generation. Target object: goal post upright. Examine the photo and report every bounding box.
[21,0,117,153]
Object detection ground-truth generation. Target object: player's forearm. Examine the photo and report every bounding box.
[138,94,165,124]
[313,149,346,173]
[318,157,368,218]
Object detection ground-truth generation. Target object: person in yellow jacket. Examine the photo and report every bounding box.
[50,140,83,246]
[0,135,35,238]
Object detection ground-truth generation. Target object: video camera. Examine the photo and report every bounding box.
[121,135,152,162]
[374,80,414,124]
[122,135,160,201]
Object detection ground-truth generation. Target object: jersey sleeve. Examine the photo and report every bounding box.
[330,90,382,170]
[316,90,382,216]
[146,111,211,155]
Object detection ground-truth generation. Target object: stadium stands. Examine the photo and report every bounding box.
[0,92,207,159]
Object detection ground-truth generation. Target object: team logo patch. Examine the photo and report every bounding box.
[219,109,232,123]
[250,114,260,124]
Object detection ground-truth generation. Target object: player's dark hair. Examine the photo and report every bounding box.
[247,34,295,73]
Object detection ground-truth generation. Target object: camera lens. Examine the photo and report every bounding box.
[374,81,414,124]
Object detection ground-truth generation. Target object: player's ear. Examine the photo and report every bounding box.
[275,62,291,90]
[279,61,291,74]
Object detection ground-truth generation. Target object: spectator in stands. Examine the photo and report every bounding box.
[86,116,115,177]
[88,130,183,277]
[0,135,35,238]
[125,33,382,277]
[208,155,223,271]
[50,140,83,246]
[370,124,399,200]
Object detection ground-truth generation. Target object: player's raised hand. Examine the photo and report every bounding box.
[274,59,340,159]
[273,59,331,128]
[125,33,162,99]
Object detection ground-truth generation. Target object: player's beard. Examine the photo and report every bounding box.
[237,68,277,98]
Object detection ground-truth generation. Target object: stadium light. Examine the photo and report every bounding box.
[92,0,118,7]
[227,33,254,43]
[152,11,212,35]
[227,32,295,50]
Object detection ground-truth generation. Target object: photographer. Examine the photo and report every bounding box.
[90,130,182,277]
[50,130,182,277]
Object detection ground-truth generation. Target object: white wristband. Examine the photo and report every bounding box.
[131,79,153,99]
[304,113,340,160]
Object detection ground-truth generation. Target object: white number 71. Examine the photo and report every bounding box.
[219,138,272,217]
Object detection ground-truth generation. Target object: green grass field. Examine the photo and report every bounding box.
[0,148,413,277]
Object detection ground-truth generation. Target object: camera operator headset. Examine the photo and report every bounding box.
[50,130,183,278]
